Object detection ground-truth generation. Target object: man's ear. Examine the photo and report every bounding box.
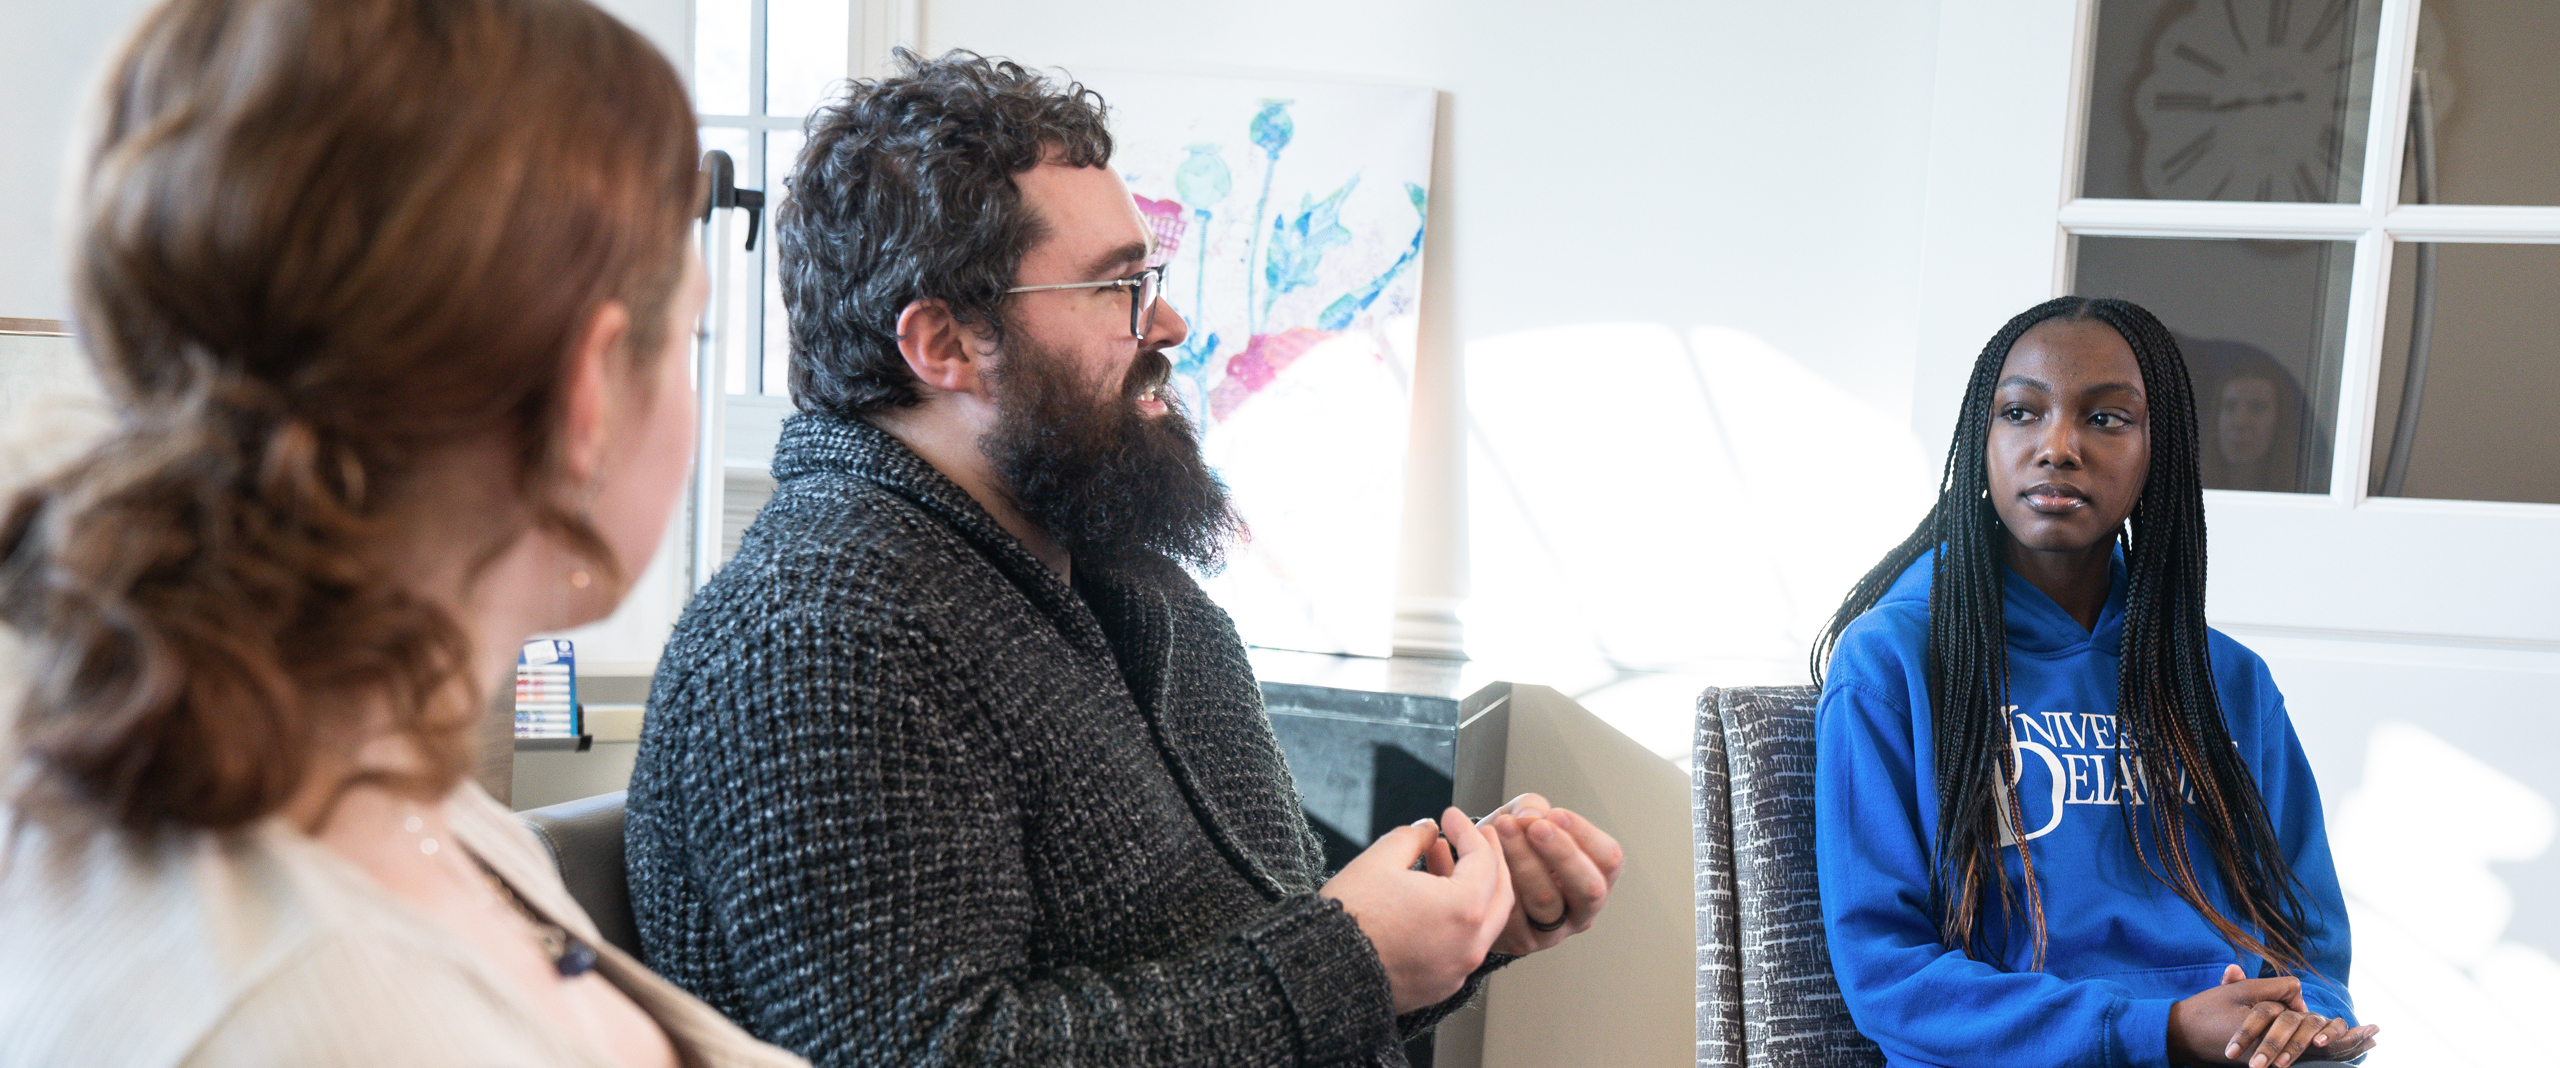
[895,298,991,398]
[559,300,632,487]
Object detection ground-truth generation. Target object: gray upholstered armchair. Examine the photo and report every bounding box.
[518,790,644,959]
[1694,685,1883,1068]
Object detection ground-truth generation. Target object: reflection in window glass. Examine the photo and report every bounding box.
[2081,0,2382,202]
[766,0,849,119]
[2073,235,2353,493]
[2400,2,2560,206]
[764,130,805,397]
[2373,242,2560,504]
[694,0,750,116]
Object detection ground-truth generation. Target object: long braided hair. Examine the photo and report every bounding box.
[1811,296,2315,971]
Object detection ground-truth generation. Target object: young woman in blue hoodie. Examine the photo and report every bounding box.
[1810,297,2380,1068]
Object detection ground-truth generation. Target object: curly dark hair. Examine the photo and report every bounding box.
[778,49,1113,417]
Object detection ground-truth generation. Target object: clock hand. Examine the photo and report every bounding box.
[2212,89,2310,112]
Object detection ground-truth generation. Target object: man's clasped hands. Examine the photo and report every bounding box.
[1317,793,1624,1013]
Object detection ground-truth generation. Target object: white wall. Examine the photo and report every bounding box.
[922,0,1950,703]
[0,0,160,321]
[0,0,690,324]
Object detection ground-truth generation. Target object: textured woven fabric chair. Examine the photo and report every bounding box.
[1694,685,1883,1068]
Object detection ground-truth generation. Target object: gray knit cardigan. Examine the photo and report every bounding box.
[626,412,1487,1067]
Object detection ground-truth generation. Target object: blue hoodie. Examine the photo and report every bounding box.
[1815,550,2354,1068]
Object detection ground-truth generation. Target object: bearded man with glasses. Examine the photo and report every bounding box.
[623,50,1619,1068]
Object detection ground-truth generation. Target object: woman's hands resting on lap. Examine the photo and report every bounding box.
[2168,964,2379,1067]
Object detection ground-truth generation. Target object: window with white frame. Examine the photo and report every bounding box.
[695,0,849,398]
[2061,3,2560,1059]
[2066,0,2560,507]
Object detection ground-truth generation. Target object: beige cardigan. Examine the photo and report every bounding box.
[0,783,806,1068]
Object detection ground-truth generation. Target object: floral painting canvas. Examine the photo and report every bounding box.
[1079,69,1437,657]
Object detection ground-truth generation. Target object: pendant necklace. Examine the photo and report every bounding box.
[401,806,598,978]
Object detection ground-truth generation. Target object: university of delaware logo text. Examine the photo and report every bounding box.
[1994,707,2185,844]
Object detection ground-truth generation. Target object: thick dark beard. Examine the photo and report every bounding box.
[982,339,1240,577]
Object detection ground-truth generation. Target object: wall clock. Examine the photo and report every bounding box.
[2131,0,2375,201]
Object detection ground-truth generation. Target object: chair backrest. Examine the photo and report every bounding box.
[517,790,643,960]
[1694,685,1882,1068]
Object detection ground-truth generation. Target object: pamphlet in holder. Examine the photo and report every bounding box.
[515,638,580,739]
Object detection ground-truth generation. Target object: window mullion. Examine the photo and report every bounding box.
[748,0,769,119]
[2360,0,2422,215]
[2055,0,2103,210]
[744,0,769,395]
[2059,199,2375,238]
[2384,205,2560,243]
[2330,0,2414,505]
[2328,230,2395,506]
[2325,0,2417,506]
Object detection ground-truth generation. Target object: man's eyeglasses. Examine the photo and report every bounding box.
[1003,265,1165,338]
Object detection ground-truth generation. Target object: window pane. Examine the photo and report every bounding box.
[764,130,805,397]
[698,128,756,395]
[694,0,749,116]
[2401,2,2560,206]
[766,0,849,119]
[2081,0,2383,202]
[2073,235,2354,494]
[2371,242,2560,503]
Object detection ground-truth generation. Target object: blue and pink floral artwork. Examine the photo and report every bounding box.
[1081,69,1437,657]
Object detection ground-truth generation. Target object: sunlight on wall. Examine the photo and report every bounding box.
[2334,721,2560,1067]
[1684,325,1941,653]
[1463,322,1936,699]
